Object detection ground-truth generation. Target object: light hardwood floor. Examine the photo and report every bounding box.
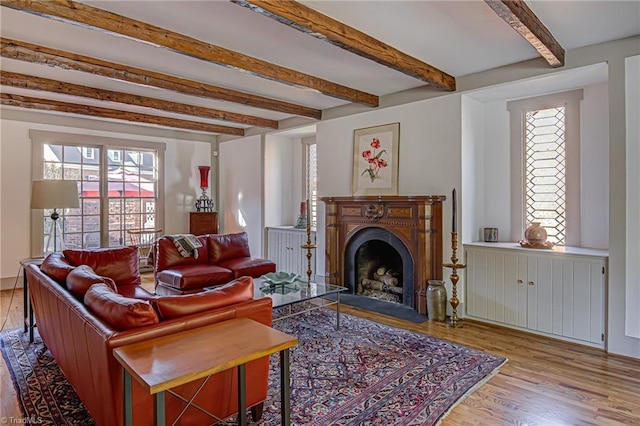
[1,278,639,425]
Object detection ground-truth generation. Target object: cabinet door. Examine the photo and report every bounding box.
[503,253,528,328]
[466,248,507,322]
[526,256,555,334]
[564,259,605,344]
[267,229,286,271]
[266,228,316,279]
[529,254,604,345]
[465,248,487,319]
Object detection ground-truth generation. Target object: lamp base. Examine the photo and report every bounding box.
[195,187,214,212]
[44,212,65,254]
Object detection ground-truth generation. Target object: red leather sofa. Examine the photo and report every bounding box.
[25,246,272,426]
[155,231,276,295]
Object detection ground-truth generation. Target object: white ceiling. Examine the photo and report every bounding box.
[1,0,638,135]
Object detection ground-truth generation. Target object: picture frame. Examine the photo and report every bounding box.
[483,227,499,242]
[352,122,400,196]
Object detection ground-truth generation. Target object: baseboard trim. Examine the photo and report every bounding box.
[1,276,22,292]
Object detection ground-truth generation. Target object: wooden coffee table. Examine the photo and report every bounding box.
[113,318,298,426]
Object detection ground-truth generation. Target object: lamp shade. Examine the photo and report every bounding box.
[31,180,80,210]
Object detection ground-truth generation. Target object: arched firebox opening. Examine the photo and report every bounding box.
[344,227,414,309]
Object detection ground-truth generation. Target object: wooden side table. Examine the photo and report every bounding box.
[189,211,218,235]
[19,257,44,343]
[113,317,298,426]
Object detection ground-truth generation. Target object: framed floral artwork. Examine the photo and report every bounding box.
[352,122,400,195]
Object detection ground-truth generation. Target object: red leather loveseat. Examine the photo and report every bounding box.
[155,231,276,295]
[25,246,272,426]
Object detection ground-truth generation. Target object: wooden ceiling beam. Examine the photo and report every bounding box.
[1,38,322,120]
[484,0,565,67]
[232,0,456,91]
[1,71,279,129]
[1,0,378,106]
[0,93,245,135]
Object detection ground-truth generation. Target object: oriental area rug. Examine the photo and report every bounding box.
[1,309,506,425]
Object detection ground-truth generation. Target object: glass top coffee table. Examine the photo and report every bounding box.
[256,278,347,329]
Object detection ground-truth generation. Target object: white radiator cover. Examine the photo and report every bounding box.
[266,226,316,281]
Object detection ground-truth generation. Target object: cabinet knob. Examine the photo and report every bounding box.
[528,281,535,286]
[517,279,523,284]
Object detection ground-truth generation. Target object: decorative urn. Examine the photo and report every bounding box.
[525,222,548,244]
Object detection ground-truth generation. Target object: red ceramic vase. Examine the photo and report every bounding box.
[198,165,210,188]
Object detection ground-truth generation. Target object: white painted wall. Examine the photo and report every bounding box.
[625,55,640,339]
[165,138,212,234]
[0,112,212,286]
[218,134,264,257]
[264,135,294,227]
[461,96,485,242]
[264,135,304,227]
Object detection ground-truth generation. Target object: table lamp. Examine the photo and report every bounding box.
[31,180,80,254]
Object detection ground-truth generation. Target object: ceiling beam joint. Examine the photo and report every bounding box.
[484,0,565,67]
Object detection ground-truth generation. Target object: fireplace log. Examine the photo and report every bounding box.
[374,274,399,287]
[361,278,403,297]
[361,289,401,303]
[361,278,384,291]
[387,285,403,295]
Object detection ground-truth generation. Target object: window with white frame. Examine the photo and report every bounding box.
[306,142,318,227]
[31,131,164,254]
[508,90,583,246]
[82,147,95,160]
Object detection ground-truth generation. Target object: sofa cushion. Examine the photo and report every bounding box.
[154,283,203,296]
[117,284,156,300]
[155,235,209,271]
[84,283,159,331]
[156,264,234,290]
[208,232,251,264]
[63,246,141,287]
[218,257,276,279]
[40,252,75,284]
[151,276,254,320]
[66,265,117,299]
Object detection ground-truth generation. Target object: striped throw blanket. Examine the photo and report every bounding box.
[167,234,202,258]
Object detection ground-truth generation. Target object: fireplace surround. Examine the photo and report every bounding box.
[321,195,445,314]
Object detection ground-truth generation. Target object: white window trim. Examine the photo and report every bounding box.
[110,150,122,163]
[29,130,166,256]
[507,89,583,245]
[82,147,95,159]
[302,137,317,227]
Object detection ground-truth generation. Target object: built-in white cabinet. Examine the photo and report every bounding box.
[265,226,316,280]
[464,242,608,348]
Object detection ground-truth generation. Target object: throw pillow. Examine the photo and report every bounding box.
[40,252,75,284]
[63,246,141,286]
[151,276,254,320]
[84,283,159,331]
[166,234,203,258]
[67,265,117,299]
